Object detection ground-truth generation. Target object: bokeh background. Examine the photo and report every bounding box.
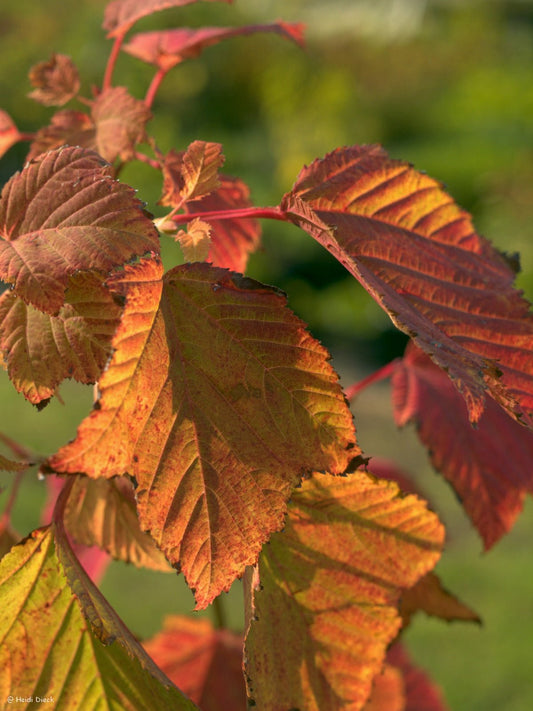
[1,1,532,709]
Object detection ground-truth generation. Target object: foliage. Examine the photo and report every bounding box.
[1,1,532,709]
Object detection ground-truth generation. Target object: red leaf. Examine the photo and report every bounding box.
[27,110,95,161]
[103,0,233,38]
[282,145,533,429]
[91,87,152,162]
[0,146,159,315]
[160,142,224,206]
[28,53,80,107]
[392,342,533,548]
[123,22,305,71]
[0,111,20,159]
[386,643,449,711]
[143,615,246,711]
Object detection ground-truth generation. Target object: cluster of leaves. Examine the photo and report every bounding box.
[1,1,532,709]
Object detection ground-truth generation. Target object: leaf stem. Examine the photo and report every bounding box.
[103,33,127,91]
[173,205,288,225]
[344,359,400,401]
[0,470,25,527]
[212,594,227,630]
[145,68,168,109]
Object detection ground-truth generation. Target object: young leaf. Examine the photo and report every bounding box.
[282,144,533,428]
[123,22,305,71]
[392,342,533,548]
[103,0,233,38]
[0,110,20,159]
[177,175,261,273]
[0,146,159,315]
[27,109,95,161]
[244,471,444,711]
[176,218,212,262]
[91,86,152,162]
[0,271,122,404]
[0,525,198,709]
[143,615,246,711]
[64,475,172,572]
[399,572,481,627]
[28,53,80,106]
[161,142,224,206]
[46,258,358,607]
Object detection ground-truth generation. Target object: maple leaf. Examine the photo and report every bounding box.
[46,258,358,607]
[160,142,225,206]
[0,146,159,315]
[0,271,122,404]
[392,342,533,548]
[64,475,172,572]
[91,86,152,162]
[244,471,444,711]
[26,109,95,161]
[123,21,305,71]
[281,144,533,428]
[103,0,233,38]
[0,110,20,159]
[143,615,246,711]
[0,524,198,709]
[28,53,80,106]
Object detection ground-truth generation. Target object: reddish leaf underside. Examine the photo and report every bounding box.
[282,144,533,429]
[0,525,198,709]
[103,0,233,38]
[0,271,122,403]
[123,22,305,71]
[27,109,95,161]
[28,53,80,107]
[0,146,159,315]
[47,258,358,607]
[392,342,533,548]
[143,615,246,711]
[0,110,20,159]
[244,471,444,711]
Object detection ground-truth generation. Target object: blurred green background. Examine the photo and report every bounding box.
[1,1,533,709]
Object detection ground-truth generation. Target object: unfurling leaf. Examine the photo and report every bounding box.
[0,146,159,315]
[0,525,198,709]
[0,110,20,159]
[282,144,533,428]
[46,258,358,607]
[244,471,444,711]
[123,21,305,71]
[392,342,533,548]
[144,615,246,710]
[0,271,122,404]
[160,142,224,206]
[400,572,481,627]
[28,53,80,106]
[176,218,212,262]
[64,475,172,572]
[103,0,232,38]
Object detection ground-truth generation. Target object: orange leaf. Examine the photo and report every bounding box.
[399,572,481,627]
[244,471,444,711]
[143,615,246,711]
[0,146,159,315]
[160,142,224,206]
[392,342,533,548]
[28,53,80,106]
[47,258,358,607]
[176,218,212,262]
[92,86,152,162]
[385,642,449,711]
[363,664,405,711]
[282,144,533,428]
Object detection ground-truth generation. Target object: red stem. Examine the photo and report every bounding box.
[145,68,168,109]
[173,205,288,225]
[102,33,127,91]
[344,359,400,401]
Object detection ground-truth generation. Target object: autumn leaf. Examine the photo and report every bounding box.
[392,342,533,548]
[123,21,305,71]
[0,146,159,315]
[160,142,225,206]
[64,475,172,572]
[0,524,198,709]
[103,0,232,38]
[27,109,95,161]
[385,643,449,711]
[46,258,358,607]
[176,218,212,262]
[363,664,404,711]
[399,572,481,627]
[176,175,261,273]
[0,110,20,159]
[0,271,122,404]
[144,615,246,711]
[28,53,80,106]
[282,144,533,429]
[91,86,152,162]
[244,471,444,711]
